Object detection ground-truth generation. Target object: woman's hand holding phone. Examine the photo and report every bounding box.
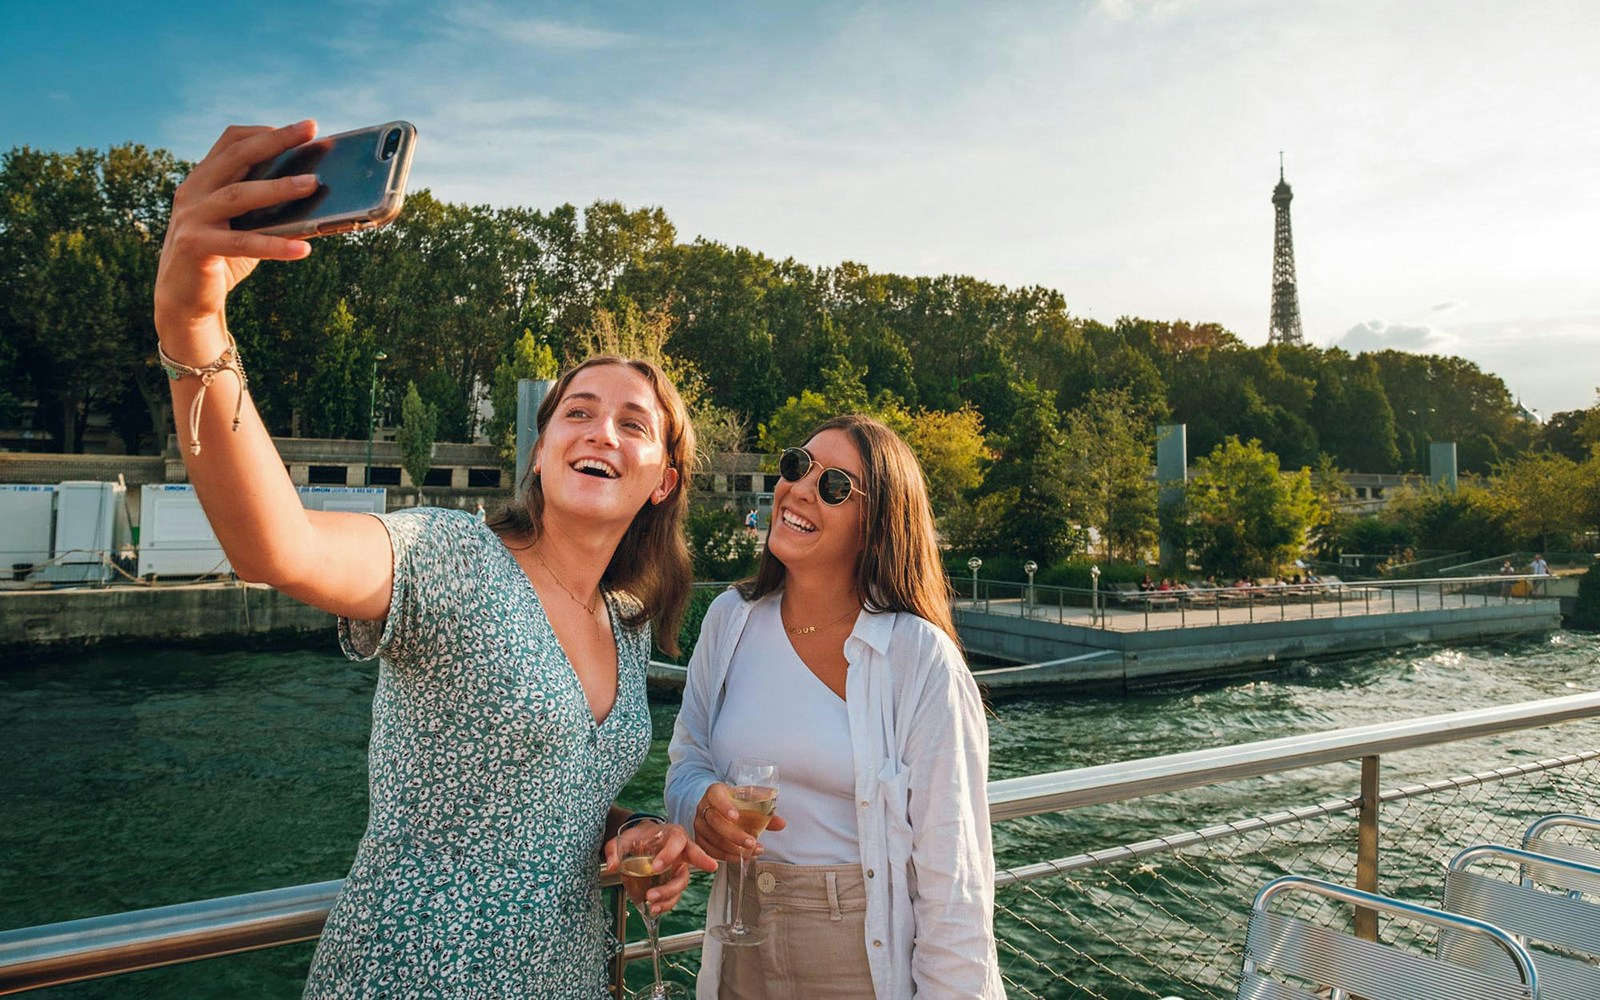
[155,120,320,354]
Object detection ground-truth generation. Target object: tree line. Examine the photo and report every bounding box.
[4,141,1599,578]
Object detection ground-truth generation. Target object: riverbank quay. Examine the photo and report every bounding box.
[955,576,1563,693]
[0,582,332,658]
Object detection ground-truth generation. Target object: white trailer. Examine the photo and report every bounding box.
[0,484,56,580]
[35,481,130,583]
[296,486,387,514]
[136,484,231,579]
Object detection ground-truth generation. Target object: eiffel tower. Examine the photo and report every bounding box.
[1268,153,1304,346]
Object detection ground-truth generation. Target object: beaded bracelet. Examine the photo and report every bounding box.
[157,335,249,457]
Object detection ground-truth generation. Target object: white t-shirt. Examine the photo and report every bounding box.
[709,598,860,865]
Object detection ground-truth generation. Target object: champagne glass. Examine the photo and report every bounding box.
[617,820,680,999]
[709,757,779,947]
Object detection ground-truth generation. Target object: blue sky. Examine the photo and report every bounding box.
[5,0,1598,415]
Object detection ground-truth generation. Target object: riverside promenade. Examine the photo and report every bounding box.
[955,576,1563,692]
[3,575,1565,691]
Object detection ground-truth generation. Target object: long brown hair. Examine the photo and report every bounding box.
[738,414,957,645]
[488,355,696,655]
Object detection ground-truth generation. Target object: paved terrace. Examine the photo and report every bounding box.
[954,577,1563,692]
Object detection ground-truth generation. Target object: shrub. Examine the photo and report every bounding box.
[687,506,760,581]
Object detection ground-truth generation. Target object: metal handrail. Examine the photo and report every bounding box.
[987,689,1600,821]
[6,689,1600,993]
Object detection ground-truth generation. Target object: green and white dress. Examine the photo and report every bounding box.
[302,507,651,999]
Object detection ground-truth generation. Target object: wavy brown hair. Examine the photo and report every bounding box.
[738,414,957,645]
[488,355,696,655]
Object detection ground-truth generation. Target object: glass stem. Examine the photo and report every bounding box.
[731,848,750,934]
[644,914,665,999]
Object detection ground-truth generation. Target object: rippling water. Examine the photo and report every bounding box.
[3,630,1598,997]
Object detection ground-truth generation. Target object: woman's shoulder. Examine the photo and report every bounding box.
[886,611,963,664]
[705,585,756,620]
[381,506,497,563]
[382,504,480,532]
[685,587,759,648]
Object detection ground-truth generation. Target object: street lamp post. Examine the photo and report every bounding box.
[1090,564,1102,626]
[1023,560,1038,615]
[967,556,982,607]
[364,351,387,486]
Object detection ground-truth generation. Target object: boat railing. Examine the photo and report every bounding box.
[4,691,1600,996]
[958,571,1558,631]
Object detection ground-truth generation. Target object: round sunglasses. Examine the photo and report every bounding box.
[778,447,864,506]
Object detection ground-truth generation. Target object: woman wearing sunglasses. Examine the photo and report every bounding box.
[666,415,1005,998]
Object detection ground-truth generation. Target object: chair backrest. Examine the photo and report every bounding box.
[1240,875,1538,1000]
[1523,814,1600,874]
[1442,844,1600,1000]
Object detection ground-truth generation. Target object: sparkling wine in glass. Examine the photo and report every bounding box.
[710,757,779,947]
[617,821,680,999]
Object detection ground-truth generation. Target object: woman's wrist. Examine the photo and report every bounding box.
[154,308,231,364]
[620,811,668,832]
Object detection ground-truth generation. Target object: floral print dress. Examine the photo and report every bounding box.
[302,507,651,999]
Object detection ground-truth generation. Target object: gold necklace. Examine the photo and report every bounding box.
[782,601,861,636]
[530,545,600,616]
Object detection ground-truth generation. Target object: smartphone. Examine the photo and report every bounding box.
[230,121,417,237]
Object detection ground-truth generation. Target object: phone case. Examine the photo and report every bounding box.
[231,121,417,237]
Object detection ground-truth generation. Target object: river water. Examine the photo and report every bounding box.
[4,630,1599,997]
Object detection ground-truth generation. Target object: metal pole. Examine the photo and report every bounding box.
[364,352,386,487]
[608,885,628,997]
[1354,754,1380,942]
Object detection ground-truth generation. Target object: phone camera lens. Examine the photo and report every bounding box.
[381,128,401,161]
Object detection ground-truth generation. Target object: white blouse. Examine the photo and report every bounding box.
[710,597,860,865]
[667,589,1006,999]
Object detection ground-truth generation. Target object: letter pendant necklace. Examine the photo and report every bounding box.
[783,602,861,636]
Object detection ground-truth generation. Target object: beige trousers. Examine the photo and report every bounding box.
[718,860,876,999]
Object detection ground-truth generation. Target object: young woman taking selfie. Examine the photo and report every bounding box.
[154,119,713,997]
[666,415,1005,999]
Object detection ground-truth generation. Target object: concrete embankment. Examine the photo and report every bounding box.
[956,598,1563,693]
[0,582,334,657]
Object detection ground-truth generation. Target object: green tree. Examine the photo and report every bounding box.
[1059,387,1157,562]
[757,356,905,454]
[902,405,987,515]
[397,381,437,494]
[0,144,183,451]
[1306,454,1353,563]
[300,300,377,439]
[487,329,560,468]
[1175,437,1317,578]
[977,381,1084,563]
[1385,483,1513,561]
[1494,451,1587,552]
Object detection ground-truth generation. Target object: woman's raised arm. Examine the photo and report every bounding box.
[154,121,393,621]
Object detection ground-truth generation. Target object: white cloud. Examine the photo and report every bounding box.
[440,4,639,50]
[1336,320,1457,354]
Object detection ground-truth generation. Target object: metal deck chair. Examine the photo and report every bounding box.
[1441,844,1600,999]
[1240,874,1538,1000]
[1523,813,1600,870]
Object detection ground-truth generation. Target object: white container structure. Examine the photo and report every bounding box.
[35,481,130,584]
[0,485,56,580]
[136,484,231,579]
[296,486,386,515]
[135,485,386,579]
